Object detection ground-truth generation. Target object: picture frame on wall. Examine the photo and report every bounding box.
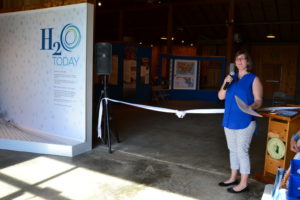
[173,59,198,90]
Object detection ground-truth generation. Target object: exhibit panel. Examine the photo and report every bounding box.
[0,3,94,156]
[158,55,226,102]
[105,44,152,102]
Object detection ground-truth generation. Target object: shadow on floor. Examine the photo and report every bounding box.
[0,100,269,200]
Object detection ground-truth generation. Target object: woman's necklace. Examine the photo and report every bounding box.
[238,71,249,80]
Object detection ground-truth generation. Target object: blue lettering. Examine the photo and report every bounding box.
[74,57,79,66]
[41,28,53,50]
[68,57,74,66]
[52,57,80,66]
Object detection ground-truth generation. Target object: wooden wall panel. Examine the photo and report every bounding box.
[167,46,197,56]
[202,46,217,56]
[151,46,160,80]
[250,45,298,98]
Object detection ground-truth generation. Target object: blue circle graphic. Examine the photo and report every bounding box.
[60,24,81,52]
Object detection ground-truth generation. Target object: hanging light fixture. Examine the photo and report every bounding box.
[160,36,174,40]
[266,24,276,39]
[266,33,276,39]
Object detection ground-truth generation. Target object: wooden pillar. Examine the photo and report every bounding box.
[164,4,173,83]
[167,4,173,55]
[118,10,124,42]
[296,43,300,104]
[226,0,235,73]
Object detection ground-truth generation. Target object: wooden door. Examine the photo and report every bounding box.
[260,64,282,99]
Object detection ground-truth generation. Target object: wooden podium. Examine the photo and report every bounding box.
[260,105,300,179]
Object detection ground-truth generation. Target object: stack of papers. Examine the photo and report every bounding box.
[276,110,299,117]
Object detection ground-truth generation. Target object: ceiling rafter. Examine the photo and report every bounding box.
[196,6,215,39]
[95,0,300,44]
[97,0,258,14]
[243,1,257,43]
[273,0,281,40]
[274,0,280,20]
[177,20,300,29]
[238,20,300,25]
[260,0,266,21]
[289,0,294,40]
[173,10,194,42]
[204,3,219,39]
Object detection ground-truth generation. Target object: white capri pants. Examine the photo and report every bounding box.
[224,121,256,174]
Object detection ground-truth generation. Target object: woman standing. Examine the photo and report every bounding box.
[218,49,263,193]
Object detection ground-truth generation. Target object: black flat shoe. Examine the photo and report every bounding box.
[218,180,239,187]
[227,186,249,193]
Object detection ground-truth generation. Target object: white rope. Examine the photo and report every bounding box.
[97,98,225,138]
[97,97,300,139]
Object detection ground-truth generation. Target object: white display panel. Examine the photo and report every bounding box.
[0,3,93,146]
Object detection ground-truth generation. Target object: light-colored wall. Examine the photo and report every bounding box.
[0,3,92,142]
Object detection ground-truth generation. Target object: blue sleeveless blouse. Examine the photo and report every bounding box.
[222,73,256,129]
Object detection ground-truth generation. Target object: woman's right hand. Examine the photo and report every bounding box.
[223,74,233,85]
[218,74,233,100]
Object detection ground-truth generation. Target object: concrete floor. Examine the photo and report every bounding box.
[0,100,270,200]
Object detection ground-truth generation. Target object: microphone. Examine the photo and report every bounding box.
[223,71,235,90]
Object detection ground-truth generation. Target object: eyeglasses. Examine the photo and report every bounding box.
[235,57,247,62]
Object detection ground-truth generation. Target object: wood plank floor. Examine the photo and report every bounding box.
[0,120,80,145]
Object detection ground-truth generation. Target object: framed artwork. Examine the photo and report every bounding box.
[173,59,197,90]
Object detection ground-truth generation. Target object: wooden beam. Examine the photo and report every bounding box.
[237,21,300,25]
[0,0,94,13]
[96,0,258,14]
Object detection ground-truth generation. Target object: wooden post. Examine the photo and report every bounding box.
[226,0,235,74]
[118,10,124,42]
[164,4,173,84]
[167,4,173,55]
[296,43,300,104]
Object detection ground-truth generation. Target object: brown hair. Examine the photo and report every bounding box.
[235,49,253,71]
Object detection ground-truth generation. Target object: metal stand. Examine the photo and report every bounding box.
[102,75,111,153]
[101,75,120,153]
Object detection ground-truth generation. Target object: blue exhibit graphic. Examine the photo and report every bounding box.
[60,24,81,52]
[40,23,81,66]
[0,3,92,150]
[39,23,83,111]
[173,59,197,90]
